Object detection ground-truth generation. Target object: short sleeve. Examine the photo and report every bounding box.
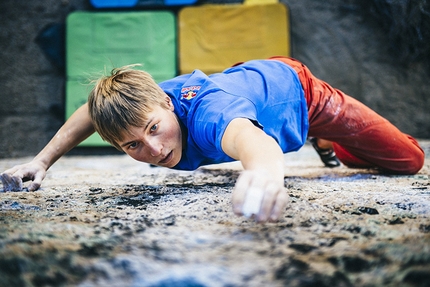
[189,91,259,159]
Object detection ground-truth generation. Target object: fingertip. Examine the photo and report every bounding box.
[269,213,280,222]
[255,216,268,224]
[233,205,242,216]
[269,205,286,223]
[27,183,40,192]
[13,176,23,188]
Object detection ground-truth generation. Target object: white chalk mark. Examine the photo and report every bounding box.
[242,187,265,218]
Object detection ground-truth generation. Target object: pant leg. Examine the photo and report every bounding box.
[269,56,424,174]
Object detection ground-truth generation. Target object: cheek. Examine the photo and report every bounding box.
[165,123,182,145]
[125,149,149,163]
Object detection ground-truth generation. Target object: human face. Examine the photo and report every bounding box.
[118,97,183,168]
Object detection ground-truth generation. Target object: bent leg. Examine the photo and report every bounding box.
[270,56,425,174]
[306,79,424,174]
[332,125,424,174]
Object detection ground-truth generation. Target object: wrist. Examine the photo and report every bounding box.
[32,155,52,171]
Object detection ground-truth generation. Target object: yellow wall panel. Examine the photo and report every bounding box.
[179,3,290,74]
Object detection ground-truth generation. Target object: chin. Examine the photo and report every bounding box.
[168,153,181,168]
[166,159,180,168]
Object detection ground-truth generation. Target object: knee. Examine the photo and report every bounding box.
[390,149,425,175]
[403,150,425,175]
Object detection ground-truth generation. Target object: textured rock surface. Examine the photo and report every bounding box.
[0,0,429,158]
[1,142,429,286]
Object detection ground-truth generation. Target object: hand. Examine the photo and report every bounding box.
[1,161,47,192]
[232,170,288,223]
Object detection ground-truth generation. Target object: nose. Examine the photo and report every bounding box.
[146,138,162,157]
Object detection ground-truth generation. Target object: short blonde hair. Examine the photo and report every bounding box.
[88,65,168,150]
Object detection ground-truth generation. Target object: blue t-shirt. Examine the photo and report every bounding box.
[159,59,309,170]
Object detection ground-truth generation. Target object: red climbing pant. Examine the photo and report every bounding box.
[270,56,424,174]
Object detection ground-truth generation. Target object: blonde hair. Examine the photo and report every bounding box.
[88,65,168,150]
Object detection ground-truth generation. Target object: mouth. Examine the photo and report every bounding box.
[158,151,173,165]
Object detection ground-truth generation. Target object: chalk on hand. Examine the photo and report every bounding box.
[0,173,23,192]
[242,187,265,218]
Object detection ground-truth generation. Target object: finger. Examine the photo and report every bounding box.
[2,165,20,175]
[242,186,265,218]
[0,174,9,192]
[232,171,253,215]
[27,182,41,192]
[269,189,289,222]
[0,173,23,192]
[1,173,18,191]
[27,172,44,191]
[256,183,279,222]
[13,171,33,183]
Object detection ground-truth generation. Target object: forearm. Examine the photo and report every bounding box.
[236,131,285,184]
[222,118,285,182]
[33,103,95,170]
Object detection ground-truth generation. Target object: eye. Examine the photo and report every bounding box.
[150,124,158,132]
[128,142,138,149]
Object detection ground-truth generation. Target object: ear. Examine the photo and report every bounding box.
[165,96,174,111]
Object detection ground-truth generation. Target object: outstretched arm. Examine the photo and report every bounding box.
[1,103,95,191]
[221,118,288,223]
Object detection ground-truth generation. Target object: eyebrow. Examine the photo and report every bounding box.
[145,116,155,130]
[119,116,155,148]
[120,140,135,148]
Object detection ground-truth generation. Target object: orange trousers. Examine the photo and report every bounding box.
[270,56,424,174]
